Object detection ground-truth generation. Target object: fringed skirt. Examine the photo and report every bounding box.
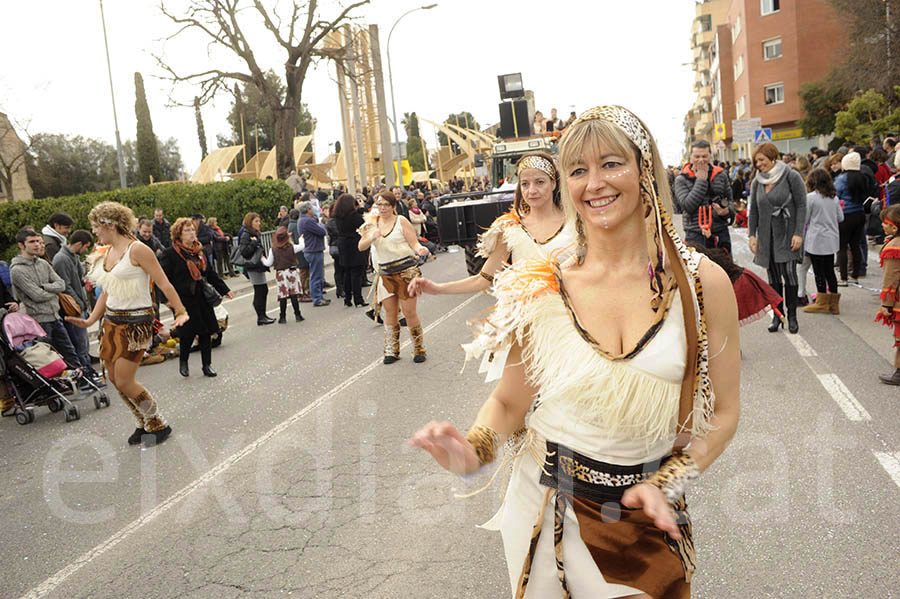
[496,441,693,599]
[379,260,422,302]
[100,308,155,364]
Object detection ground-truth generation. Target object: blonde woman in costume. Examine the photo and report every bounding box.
[409,107,740,598]
[67,202,188,447]
[358,191,430,364]
[407,151,571,380]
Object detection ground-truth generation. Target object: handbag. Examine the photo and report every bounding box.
[57,292,81,318]
[230,243,263,269]
[199,279,222,307]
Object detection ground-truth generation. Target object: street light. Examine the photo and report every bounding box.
[386,3,437,192]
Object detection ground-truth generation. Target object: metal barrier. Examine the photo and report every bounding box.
[229,229,275,253]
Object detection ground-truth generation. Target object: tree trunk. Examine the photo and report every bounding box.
[275,105,298,180]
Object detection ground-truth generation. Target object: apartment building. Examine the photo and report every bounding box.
[684,0,730,152]
[685,0,847,161]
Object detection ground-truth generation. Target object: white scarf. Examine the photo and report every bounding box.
[755,160,788,187]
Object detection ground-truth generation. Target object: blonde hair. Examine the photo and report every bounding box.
[88,201,137,239]
[557,117,673,225]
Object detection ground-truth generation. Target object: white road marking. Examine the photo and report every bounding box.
[873,451,900,489]
[783,332,817,357]
[816,373,871,422]
[20,295,481,599]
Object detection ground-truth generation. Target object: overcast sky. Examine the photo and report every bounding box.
[1,0,697,177]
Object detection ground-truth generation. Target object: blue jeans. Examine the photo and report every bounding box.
[305,251,324,303]
[64,315,93,372]
[39,319,82,369]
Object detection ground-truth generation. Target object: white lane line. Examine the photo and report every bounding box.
[816,373,871,422]
[873,451,900,489]
[20,294,481,599]
[783,332,817,357]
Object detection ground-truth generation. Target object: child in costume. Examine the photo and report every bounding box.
[685,242,784,327]
[875,204,900,385]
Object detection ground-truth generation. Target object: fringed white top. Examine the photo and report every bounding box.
[87,242,153,311]
[476,210,573,264]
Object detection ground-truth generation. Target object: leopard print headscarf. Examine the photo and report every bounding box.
[563,105,678,317]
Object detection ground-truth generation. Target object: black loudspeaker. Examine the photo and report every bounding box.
[498,100,532,139]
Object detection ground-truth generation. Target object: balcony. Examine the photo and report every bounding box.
[698,85,712,101]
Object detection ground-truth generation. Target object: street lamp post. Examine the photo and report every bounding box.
[99,0,127,189]
[386,4,437,192]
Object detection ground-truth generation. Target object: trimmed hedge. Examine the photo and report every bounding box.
[0,179,292,261]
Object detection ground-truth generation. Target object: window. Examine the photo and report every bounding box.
[763,37,782,60]
[761,0,780,15]
[699,15,712,32]
[733,54,744,80]
[736,96,746,118]
[732,15,742,42]
[765,83,785,105]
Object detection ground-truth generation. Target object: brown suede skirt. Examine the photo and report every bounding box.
[379,264,422,301]
[516,441,694,599]
[100,308,155,365]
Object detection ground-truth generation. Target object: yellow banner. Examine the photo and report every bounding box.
[393,159,412,186]
[714,122,727,140]
[773,128,803,141]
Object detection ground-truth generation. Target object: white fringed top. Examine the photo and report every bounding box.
[87,242,153,311]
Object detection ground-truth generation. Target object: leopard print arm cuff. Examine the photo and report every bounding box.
[479,270,494,284]
[465,424,500,466]
[647,451,699,504]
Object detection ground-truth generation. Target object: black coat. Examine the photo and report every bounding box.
[335,210,368,268]
[238,229,268,271]
[159,248,230,337]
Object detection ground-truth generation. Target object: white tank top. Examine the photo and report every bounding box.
[373,218,414,264]
[88,242,153,311]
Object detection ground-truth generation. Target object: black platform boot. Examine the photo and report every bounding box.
[785,284,799,334]
[179,357,189,377]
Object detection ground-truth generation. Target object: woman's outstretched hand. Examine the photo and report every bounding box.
[64,316,90,328]
[621,483,681,540]
[408,421,480,475]
[407,277,439,297]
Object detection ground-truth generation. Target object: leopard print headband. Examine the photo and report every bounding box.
[517,155,556,179]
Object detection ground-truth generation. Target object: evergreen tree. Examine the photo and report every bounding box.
[134,72,161,184]
[194,96,208,159]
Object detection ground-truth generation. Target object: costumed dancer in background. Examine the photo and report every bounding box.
[358,191,430,364]
[410,106,740,598]
[66,202,188,447]
[407,151,572,380]
[875,204,900,386]
[685,242,784,327]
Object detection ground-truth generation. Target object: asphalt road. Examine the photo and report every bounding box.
[1,235,899,599]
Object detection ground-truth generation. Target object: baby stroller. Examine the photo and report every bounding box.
[0,311,110,425]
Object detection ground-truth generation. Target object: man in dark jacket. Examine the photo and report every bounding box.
[153,208,172,247]
[673,140,734,253]
[52,230,100,382]
[299,202,330,306]
[192,214,215,264]
[287,209,311,301]
[41,212,73,262]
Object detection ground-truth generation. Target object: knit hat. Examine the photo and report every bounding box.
[841,152,860,172]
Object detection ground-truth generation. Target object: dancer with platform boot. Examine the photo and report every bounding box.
[358,191,430,364]
[67,201,188,447]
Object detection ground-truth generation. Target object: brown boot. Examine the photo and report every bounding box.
[409,325,426,363]
[802,293,831,314]
[383,324,401,364]
[828,292,840,315]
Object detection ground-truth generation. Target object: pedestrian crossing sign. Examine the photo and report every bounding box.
[714,123,727,140]
[754,128,773,144]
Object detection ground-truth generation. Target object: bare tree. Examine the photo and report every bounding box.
[0,115,31,202]
[156,0,369,178]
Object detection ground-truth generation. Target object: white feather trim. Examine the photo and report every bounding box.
[87,260,147,303]
[475,216,516,259]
